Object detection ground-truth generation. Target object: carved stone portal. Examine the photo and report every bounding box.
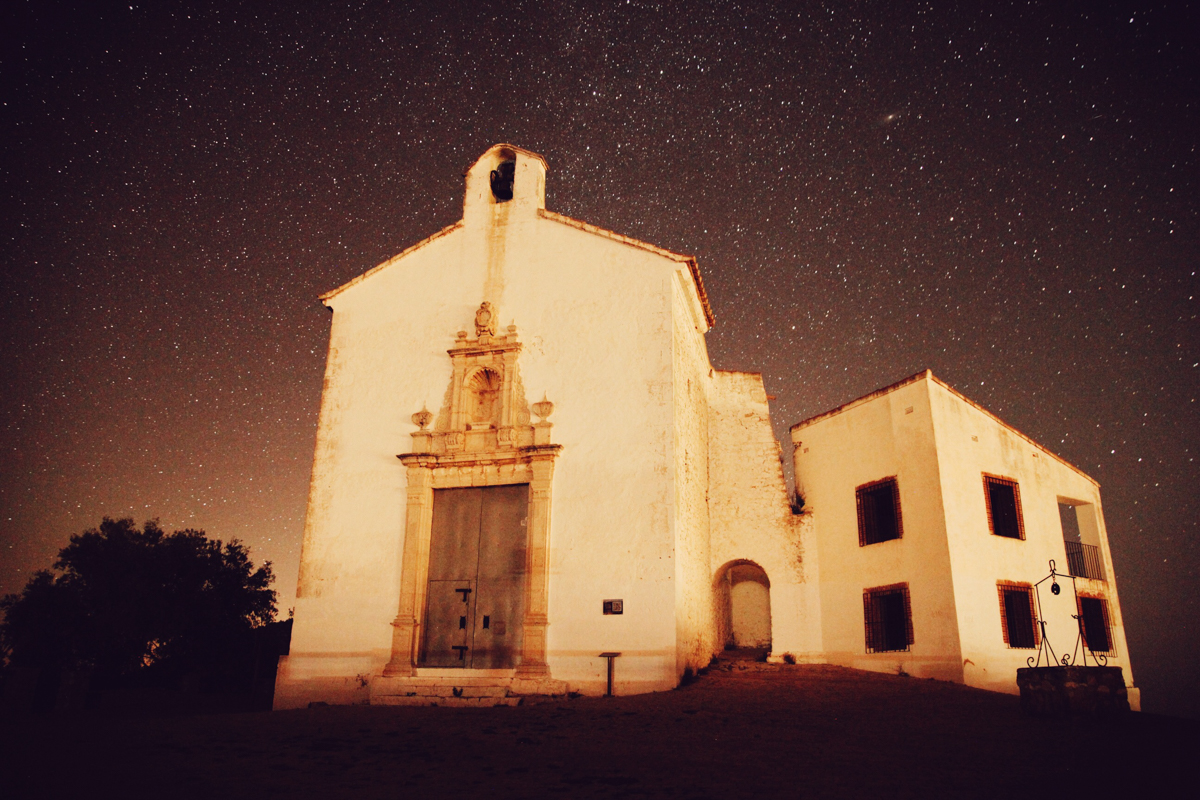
[375,304,563,702]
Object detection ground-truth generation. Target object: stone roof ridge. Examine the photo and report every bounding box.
[537,209,715,326]
[790,369,1095,485]
[712,368,765,378]
[319,221,464,303]
[790,370,931,431]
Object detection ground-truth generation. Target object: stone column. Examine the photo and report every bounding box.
[516,447,560,678]
[382,461,434,677]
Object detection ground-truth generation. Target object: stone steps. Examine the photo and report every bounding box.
[372,694,522,707]
[369,674,569,707]
[371,676,518,707]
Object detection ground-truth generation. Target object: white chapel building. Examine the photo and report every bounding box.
[274,145,1138,709]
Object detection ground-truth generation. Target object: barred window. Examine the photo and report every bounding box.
[856,477,903,546]
[983,475,1025,540]
[863,583,913,653]
[1078,596,1115,655]
[997,582,1039,649]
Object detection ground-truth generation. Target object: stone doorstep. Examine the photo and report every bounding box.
[507,677,570,696]
[373,695,522,708]
[766,652,826,665]
[405,685,511,698]
[369,675,570,707]
[372,679,511,699]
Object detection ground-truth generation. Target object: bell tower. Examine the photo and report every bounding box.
[462,144,547,228]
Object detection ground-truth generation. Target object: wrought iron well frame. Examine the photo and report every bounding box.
[1028,559,1108,669]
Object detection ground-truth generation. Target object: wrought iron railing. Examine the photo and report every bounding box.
[1064,541,1105,581]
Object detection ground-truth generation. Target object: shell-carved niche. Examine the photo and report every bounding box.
[408,303,552,457]
[466,368,502,428]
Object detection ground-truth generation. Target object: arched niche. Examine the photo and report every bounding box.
[466,367,502,428]
[714,560,772,650]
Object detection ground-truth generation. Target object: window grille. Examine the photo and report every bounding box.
[856,477,903,546]
[863,583,913,653]
[983,475,1025,540]
[997,582,1039,649]
[1077,596,1115,655]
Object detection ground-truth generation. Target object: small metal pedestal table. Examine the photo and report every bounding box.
[599,652,621,697]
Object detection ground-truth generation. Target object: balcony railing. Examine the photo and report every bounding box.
[1064,540,1105,581]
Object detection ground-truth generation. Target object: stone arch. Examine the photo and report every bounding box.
[489,150,516,202]
[714,560,772,650]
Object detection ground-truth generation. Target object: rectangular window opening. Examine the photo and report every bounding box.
[857,477,903,546]
[984,475,1025,540]
[997,582,1038,649]
[1058,503,1082,543]
[1059,501,1106,581]
[1078,596,1114,655]
[863,583,913,653]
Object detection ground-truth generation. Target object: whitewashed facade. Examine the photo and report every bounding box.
[791,371,1138,709]
[274,145,1136,709]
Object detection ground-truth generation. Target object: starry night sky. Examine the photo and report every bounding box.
[2,1,1196,716]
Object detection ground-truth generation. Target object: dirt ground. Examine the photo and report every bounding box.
[2,657,1193,799]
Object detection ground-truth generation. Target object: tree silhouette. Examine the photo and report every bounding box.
[1,517,276,692]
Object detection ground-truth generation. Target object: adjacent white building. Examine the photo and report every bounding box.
[274,145,1137,709]
[791,371,1137,708]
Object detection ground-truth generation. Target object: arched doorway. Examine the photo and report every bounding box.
[715,561,772,650]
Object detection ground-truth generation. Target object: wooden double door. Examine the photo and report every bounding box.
[419,485,529,669]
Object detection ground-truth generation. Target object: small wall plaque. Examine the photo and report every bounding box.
[603,599,624,615]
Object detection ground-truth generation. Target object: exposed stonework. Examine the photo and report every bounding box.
[1017,666,1130,716]
[707,370,822,662]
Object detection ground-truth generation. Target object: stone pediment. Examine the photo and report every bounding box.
[405,303,553,462]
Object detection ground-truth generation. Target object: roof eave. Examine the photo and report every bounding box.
[318,221,464,304]
[538,209,715,327]
[790,370,1097,486]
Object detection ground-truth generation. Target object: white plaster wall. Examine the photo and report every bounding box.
[671,276,715,678]
[278,147,710,704]
[927,379,1137,697]
[708,370,821,661]
[279,233,473,708]
[791,374,963,681]
[515,217,683,695]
